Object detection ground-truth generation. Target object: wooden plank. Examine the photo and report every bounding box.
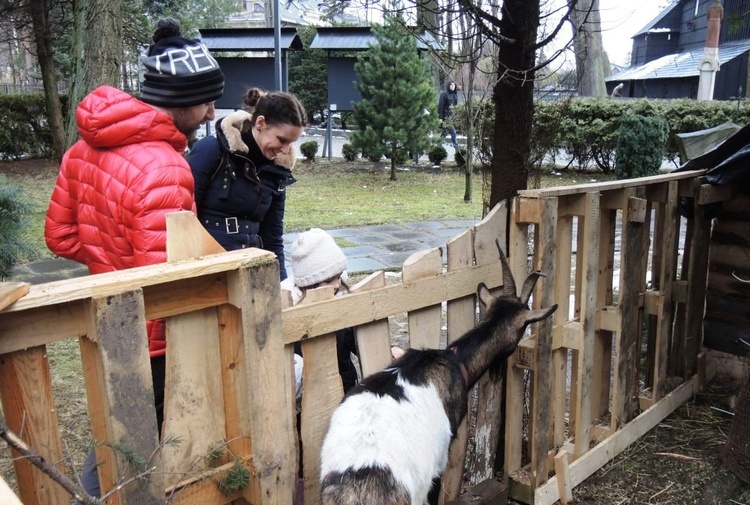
[0,346,69,505]
[553,451,573,504]
[672,280,688,303]
[282,263,503,346]
[574,193,600,459]
[504,204,529,481]
[705,243,750,271]
[468,201,507,485]
[162,308,227,488]
[591,209,614,422]
[652,181,679,401]
[626,197,647,223]
[441,229,476,504]
[518,170,704,199]
[516,197,545,223]
[82,291,164,504]
[684,183,711,378]
[232,262,295,505]
[0,476,23,505]
[552,214,573,447]
[349,271,392,378]
[698,183,734,205]
[300,286,343,504]
[534,371,708,505]
[403,247,444,351]
[612,188,646,430]
[0,282,28,312]
[166,211,226,258]
[530,197,557,487]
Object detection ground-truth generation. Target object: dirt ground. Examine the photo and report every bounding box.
[2,158,750,504]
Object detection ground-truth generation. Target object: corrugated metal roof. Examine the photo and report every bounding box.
[605,39,750,81]
[198,28,303,51]
[310,26,443,51]
[634,0,681,37]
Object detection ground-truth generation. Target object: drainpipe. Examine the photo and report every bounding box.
[697,0,724,101]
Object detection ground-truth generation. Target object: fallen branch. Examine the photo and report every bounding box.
[0,420,101,505]
[652,452,698,461]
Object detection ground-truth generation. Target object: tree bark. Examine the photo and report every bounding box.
[572,0,608,97]
[29,0,66,160]
[489,0,540,208]
[66,0,123,148]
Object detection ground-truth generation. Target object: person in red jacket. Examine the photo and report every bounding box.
[44,17,223,500]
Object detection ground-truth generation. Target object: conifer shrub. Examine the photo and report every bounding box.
[342,143,358,162]
[428,145,448,165]
[0,178,38,279]
[300,141,319,161]
[615,114,669,180]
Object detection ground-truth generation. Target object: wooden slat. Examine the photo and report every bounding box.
[300,286,343,504]
[552,214,573,446]
[0,346,69,505]
[593,209,616,420]
[530,197,557,487]
[83,291,164,504]
[467,201,507,485]
[168,461,246,505]
[349,271,392,378]
[403,247,444,350]
[441,229,476,504]
[612,188,646,430]
[518,170,705,198]
[573,193,600,458]
[0,282,29,312]
[445,230,476,344]
[698,183,734,205]
[553,451,573,504]
[232,262,295,505]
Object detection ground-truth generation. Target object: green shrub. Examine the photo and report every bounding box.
[300,141,319,161]
[391,147,409,165]
[428,145,448,165]
[0,93,66,160]
[0,178,39,279]
[454,147,467,166]
[615,114,669,180]
[341,143,359,162]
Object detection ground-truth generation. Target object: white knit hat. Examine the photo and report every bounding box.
[291,228,347,288]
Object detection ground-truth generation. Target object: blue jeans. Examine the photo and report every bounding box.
[442,124,457,147]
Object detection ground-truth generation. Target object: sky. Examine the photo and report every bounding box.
[598,0,670,66]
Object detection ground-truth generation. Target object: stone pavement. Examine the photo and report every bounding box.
[9,219,480,285]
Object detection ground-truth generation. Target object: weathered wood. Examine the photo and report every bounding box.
[349,271,392,378]
[0,346,69,505]
[446,478,508,505]
[592,209,615,421]
[0,282,28,312]
[552,214,573,446]
[574,193,600,458]
[83,291,164,504]
[468,201,507,485]
[553,451,573,504]
[403,247,444,350]
[231,262,295,505]
[518,170,705,199]
[299,286,342,504]
[167,460,247,504]
[441,229,476,504]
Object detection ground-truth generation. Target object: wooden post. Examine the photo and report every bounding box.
[404,247,444,350]
[349,271,391,378]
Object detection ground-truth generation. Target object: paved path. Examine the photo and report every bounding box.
[9,219,479,285]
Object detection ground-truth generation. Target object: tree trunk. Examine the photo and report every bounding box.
[66,0,123,148]
[572,0,608,97]
[490,0,540,208]
[29,0,66,160]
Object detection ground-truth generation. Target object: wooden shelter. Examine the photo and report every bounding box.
[0,167,745,504]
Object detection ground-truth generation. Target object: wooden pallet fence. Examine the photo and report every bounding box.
[504,170,731,504]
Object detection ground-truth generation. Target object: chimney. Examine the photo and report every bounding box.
[697,0,724,100]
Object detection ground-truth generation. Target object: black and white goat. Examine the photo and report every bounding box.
[319,240,557,505]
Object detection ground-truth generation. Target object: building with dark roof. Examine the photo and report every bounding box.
[605,0,750,100]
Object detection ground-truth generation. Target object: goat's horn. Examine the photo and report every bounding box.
[519,271,546,305]
[495,238,516,297]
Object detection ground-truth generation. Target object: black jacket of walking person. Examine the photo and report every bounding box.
[438,80,458,121]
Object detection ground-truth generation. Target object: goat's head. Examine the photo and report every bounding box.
[476,239,557,347]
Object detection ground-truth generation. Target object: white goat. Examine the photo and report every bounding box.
[320,240,557,505]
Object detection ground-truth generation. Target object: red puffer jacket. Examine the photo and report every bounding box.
[45,85,196,357]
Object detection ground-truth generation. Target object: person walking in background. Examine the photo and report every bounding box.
[44,17,223,499]
[187,88,307,280]
[438,80,459,148]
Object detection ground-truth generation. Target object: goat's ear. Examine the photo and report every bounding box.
[477,283,495,310]
[523,304,558,326]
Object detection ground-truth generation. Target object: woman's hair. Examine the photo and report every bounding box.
[242,87,308,128]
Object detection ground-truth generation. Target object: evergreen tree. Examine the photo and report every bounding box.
[350,14,439,181]
[289,25,328,124]
[0,178,38,280]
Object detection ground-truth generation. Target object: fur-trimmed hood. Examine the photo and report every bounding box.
[217,109,296,170]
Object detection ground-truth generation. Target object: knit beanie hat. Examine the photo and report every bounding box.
[139,18,224,107]
[291,228,347,288]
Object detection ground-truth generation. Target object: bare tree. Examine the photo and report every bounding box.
[571,0,608,97]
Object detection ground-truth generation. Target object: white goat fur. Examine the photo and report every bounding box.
[320,373,450,505]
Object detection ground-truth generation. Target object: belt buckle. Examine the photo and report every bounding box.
[226,217,239,234]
